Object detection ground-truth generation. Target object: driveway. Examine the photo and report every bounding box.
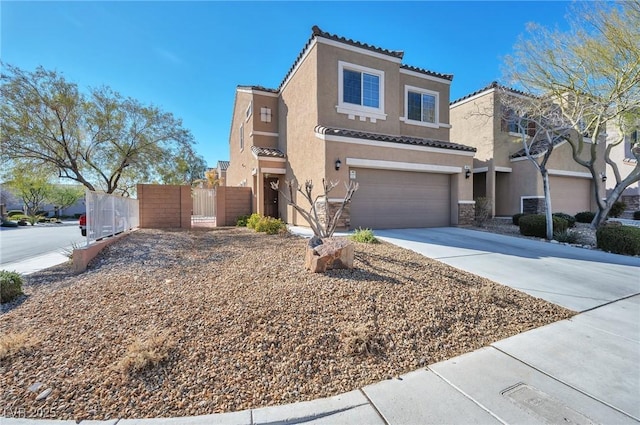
[375,227,640,312]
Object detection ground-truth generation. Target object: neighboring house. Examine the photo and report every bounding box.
[226,26,476,229]
[216,160,229,187]
[2,183,86,217]
[450,82,606,217]
[606,127,639,211]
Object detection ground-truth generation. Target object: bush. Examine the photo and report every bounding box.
[575,211,596,223]
[634,211,640,221]
[597,225,640,256]
[246,213,262,230]
[350,228,379,244]
[254,216,286,235]
[553,230,580,244]
[552,212,576,228]
[1,270,24,303]
[235,214,250,227]
[7,210,23,217]
[608,201,626,218]
[474,197,492,226]
[512,213,528,226]
[519,214,568,238]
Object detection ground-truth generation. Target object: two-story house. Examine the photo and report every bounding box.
[226,26,476,229]
[450,82,605,217]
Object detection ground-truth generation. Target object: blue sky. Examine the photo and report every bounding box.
[1,1,573,168]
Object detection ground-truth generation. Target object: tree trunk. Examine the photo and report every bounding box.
[542,171,553,240]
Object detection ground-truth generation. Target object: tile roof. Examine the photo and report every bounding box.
[251,146,286,158]
[217,160,230,171]
[400,64,453,82]
[315,126,476,153]
[278,26,453,91]
[237,85,279,94]
[510,135,566,159]
[450,81,533,106]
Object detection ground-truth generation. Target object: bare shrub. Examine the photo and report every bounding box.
[115,331,176,373]
[0,331,38,360]
[341,322,389,356]
[474,197,493,227]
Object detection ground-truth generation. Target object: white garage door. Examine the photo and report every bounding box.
[350,168,451,229]
[550,176,592,215]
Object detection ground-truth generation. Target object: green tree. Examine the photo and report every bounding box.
[504,1,640,227]
[6,169,53,221]
[0,64,196,194]
[48,185,85,217]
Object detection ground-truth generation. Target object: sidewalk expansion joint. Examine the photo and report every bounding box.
[428,367,509,425]
[491,346,640,422]
[577,292,640,314]
[359,388,390,425]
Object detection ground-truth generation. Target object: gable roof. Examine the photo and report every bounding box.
[237,85,279,94]
[315,126,476,153]
[278,26,453,91]
[450,81,532,106]
[251,146,286,158]
[510,134,567,159]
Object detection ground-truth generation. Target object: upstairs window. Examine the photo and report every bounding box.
[500,106,536,136]
[343,69,379,108]
[404,86,439,127]
[625,130,638,159]
[246,101,252,121]
[337,61,386,122]
[260,107,272,123]
[240,123,244,151]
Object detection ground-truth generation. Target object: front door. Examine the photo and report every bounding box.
[264,177,279,218]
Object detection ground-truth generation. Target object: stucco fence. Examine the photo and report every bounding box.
[73,185,252,272]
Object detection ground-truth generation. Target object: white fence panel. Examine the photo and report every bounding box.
[85,189,139,245]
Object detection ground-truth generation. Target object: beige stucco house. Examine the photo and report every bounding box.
[606,127,639,212]
[226,26,476,229]
[450,82,606,217]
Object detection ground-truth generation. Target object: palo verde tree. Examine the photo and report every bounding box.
[504,0,640,227]
[5,167,53,220]
[498,87,580,239]
[0,64,197,195]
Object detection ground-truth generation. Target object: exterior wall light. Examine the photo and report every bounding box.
[600,172,607,182]
[335,159,342,171]
[464,166,471,179]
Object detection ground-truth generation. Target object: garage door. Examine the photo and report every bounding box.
[549,176,592,215]
[350,168,450,229]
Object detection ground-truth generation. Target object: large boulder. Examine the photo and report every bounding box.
[305,237,354,273]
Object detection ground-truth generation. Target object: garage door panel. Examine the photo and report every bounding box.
[350,168,450,229]
[549,176,591,215]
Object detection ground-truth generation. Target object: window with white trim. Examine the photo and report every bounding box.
[404,85,439,127]
[337,61,386,122]
[260,107,272,123]
[239,123,244,151]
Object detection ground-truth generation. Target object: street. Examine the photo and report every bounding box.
[0,221,86,265]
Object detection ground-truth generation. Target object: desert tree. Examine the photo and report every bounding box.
[0,63,197,195]
[47,184,85,217]
[271,179,359,238]
[498,87,579,239]
[5,167,53,220]
[504,0,640,227]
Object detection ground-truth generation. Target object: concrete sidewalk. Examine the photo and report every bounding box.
[4,227,639,424]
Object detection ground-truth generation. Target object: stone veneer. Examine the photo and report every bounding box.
[458,203,475,226]
[522,198,546,215]
[315,198,351,231]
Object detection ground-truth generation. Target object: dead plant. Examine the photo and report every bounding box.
[0,331,38,360]
[115,331,176,373]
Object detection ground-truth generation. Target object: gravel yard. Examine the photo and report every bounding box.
[1,228,573,421]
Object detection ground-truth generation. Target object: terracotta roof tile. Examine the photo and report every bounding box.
[315,126,476,152]
[217,160,230,171]
[278,26,453,91]
[400,64,453,81]
[237,85,279,94]
[251,146,286,158]
[450,81,533,106]
[510,135,565,159]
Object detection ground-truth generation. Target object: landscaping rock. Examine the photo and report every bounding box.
[305,237,354,273]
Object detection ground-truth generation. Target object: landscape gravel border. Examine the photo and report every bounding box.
[1,228,573,421]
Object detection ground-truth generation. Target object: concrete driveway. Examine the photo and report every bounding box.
[375,227,640,312]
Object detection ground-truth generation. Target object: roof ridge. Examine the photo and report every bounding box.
[450,81,533,105]
[400,64,453,81]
